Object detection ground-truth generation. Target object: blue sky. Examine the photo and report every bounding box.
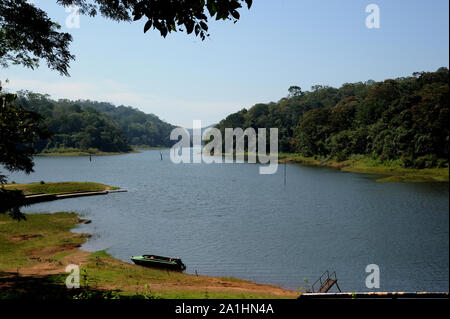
[1,0,449,127]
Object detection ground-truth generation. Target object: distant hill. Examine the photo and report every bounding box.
[16,92,176,154]
[60,99,176,148]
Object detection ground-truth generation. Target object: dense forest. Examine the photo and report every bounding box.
[214,67,449,168]
[60,100,175,147]
[16,92,175,153]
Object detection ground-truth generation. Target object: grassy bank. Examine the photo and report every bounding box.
[38,146,168,156]
[0,212,297,299]
[278,153,449,183]
[3,182,118,195]
[38,147,136,157]
[212,152,448,182]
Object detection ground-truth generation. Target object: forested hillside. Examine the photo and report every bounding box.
[214,67,449,168]
[61,100,175,147]
[16,92,175,154]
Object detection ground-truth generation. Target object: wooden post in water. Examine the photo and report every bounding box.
[284,161,287,187]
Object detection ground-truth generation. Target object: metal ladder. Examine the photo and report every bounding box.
[311,270,341,293]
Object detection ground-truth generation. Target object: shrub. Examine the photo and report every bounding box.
[414,155,437,169]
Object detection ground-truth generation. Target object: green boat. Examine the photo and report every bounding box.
[130,254,186,271]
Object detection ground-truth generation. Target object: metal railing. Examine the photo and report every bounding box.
[311,270,337,293]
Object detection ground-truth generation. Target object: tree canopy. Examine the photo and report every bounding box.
[17,92,175,152]
[0,0,74,76]
[1,0,252,75]
[17,92,132,154]
[0,83,50,220]
[214,68,449,168]
[61,99,176,147]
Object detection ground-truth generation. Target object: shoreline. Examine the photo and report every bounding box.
[3,181,119,195]
[37,150,138,157]
[36,146,170,157]
[0,212,298,299]
[278,154,449,183]
[204,152,448,183]
[3,182,128,205]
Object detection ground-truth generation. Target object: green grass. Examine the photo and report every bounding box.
[0,212,86,269]
[278,153,322,166]
[38,147,134,157]
[278,153,449,183]
[79,250,291,299]
[3,182,118,195]
[341,157,449,182]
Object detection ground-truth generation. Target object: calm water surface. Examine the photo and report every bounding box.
[7,150,449,292]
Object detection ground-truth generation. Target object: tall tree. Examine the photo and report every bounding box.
[288,86,303,98]
[0,82,50,220]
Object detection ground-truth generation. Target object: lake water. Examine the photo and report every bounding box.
[6,150,449,292]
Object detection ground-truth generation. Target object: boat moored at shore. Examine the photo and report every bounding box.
[131,255,186,271]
